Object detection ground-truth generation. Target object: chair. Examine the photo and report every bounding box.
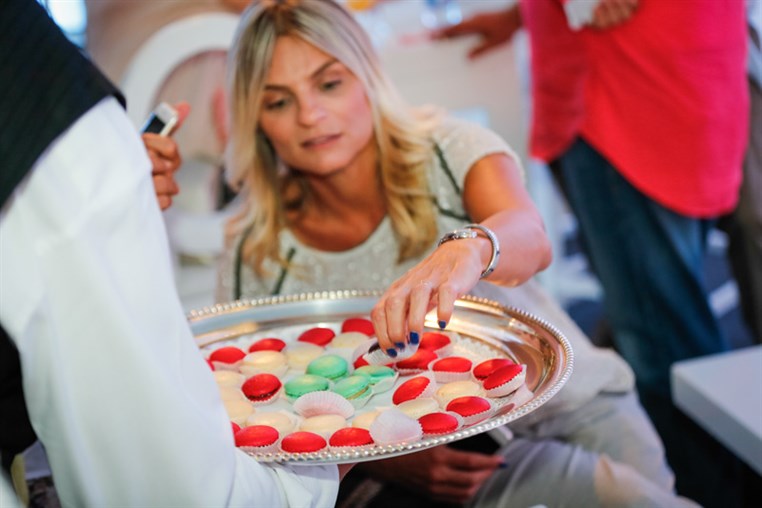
[119,12,240,311]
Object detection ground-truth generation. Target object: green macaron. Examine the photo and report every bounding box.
[284,374,330,400]
[306,354,348,381]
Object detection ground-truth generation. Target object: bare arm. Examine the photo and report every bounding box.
[371,153,551,351]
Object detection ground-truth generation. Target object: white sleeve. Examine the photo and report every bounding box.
[0,98,338,507]
[433,117,525,190]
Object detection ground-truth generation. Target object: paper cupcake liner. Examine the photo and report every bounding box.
[292,390,355,419]
[431,369,472,384]
[484,365,527,398]
[363,341,418,366]
[238,443,279,455]
[369,408,423,446]
[368,373,398,395]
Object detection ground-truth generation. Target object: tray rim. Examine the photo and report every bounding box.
[188,290,574,465]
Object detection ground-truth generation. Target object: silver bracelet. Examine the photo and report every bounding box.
[437,223,501,278]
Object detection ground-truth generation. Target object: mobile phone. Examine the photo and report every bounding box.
[141,102,179,136]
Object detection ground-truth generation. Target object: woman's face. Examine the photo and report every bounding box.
[258,36,375,177]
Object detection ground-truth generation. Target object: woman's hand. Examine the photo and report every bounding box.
[359,446,504,504]
[371,236,488,355]
[143,102,190,210]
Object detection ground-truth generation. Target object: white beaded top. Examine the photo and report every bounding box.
[217,117,520,300]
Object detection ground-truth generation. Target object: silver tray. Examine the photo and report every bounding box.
[189,290,573,465]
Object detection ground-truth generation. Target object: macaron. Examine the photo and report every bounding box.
[352,410,381,430]
[300,414,347,438]
[341,317,375,337]
[298,327,336,347]
[430,356,473,383]
[239,350,288,377]
[284,374,330,400]
[285,343,325,370]
[246,410,298,436]
[483,364,527,397]
[306,354,348,381]
[234,425,280,450]
[213,370,245,388]
[248,338,287,353]
[354,365,398,393]
[209,346,246,365]
[241,373,282,405]
[396,397,440,420]
[419,332,452,354]
[329,427,374,447]
[418,412,461,436]
[223,398,255,426]
[446,396,494,426]
[395,349,438,373]
[231,422,241,435]
[473,358,516,381]
[392,374,437,405]
[280,431,328,453]
[434,380,483,407]
[331,332,371,349]
[332,375,372,405]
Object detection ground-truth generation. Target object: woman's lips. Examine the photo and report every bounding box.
[302,133,340,148]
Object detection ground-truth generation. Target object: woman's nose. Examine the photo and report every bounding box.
[297,96,326,126]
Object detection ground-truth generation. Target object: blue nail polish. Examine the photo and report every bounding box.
[395,342,406,350]
[438,320,447,329]
[409,331,420,345]
[386,348,398,358]
[498,461,509,469]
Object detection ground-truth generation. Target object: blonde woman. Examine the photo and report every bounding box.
[211,1,696,505]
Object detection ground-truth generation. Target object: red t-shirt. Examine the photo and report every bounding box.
[521,0,748,217]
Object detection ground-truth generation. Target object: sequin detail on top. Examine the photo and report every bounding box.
[217,117,521,300]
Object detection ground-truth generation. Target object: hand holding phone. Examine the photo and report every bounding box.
[141,102,180,136]
[141,102,189,210]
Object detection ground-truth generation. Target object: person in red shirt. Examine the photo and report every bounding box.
[437,0,749,504]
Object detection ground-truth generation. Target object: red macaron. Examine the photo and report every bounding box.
[298,327,336,347]
[329,427,374,447]
[241,373,282,403]
[248,338,287,353]
[341,318,375,337]
[281,431,328,453]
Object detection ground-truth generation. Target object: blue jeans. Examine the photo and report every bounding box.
[558,138,730,397]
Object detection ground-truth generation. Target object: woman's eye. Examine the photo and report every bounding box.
[264,98,289,111]
[320,79,342,92]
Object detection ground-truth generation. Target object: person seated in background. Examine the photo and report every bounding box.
[0,1,344,506]
[195,1,699,505]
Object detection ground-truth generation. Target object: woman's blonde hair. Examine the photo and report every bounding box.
[226,0,440,276]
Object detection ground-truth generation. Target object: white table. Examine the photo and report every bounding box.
[671,345,762,475]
